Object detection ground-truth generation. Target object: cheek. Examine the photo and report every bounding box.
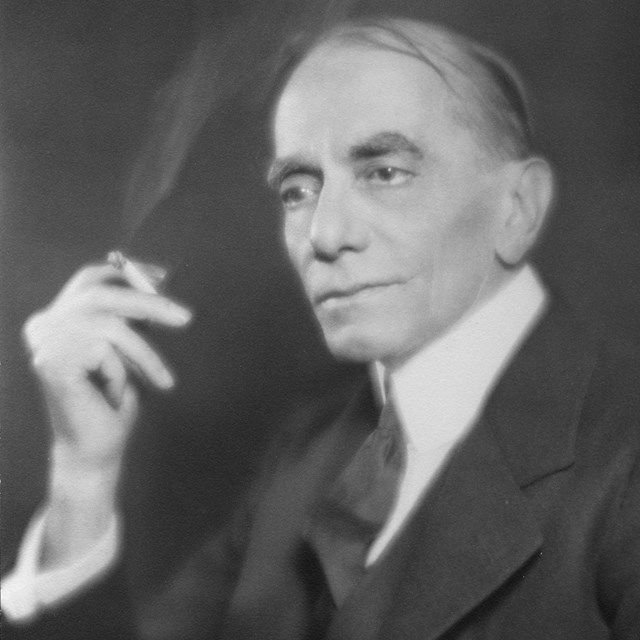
[406,197,499,313]
[439,195,499,268]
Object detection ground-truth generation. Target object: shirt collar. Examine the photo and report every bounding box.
[372,265,548,453]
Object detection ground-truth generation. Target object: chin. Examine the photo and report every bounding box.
[321,325,400,365]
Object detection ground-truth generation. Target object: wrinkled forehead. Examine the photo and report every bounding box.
[273,42,459,157]
[272,19,530,161]
[272,43,483,175]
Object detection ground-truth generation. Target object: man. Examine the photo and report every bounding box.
[3,16,640,639]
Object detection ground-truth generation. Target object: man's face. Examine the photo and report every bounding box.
[272,43,512,367]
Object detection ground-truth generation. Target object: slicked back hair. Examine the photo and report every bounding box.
[272,17,533,163]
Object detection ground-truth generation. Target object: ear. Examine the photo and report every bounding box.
[495,157,555,266]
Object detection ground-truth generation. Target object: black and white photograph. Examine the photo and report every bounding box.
[2,1,639,638]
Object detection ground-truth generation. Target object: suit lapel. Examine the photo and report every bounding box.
[221,377,379,640]
[382,425,542,639]
[327,301,598,640]
[327,423,541,640]
[482,297,597,488]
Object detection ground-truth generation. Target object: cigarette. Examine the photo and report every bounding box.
[107,250,158,294]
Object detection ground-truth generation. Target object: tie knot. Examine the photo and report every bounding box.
[305,385,407,607]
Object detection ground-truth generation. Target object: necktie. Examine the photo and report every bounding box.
[305,391,406,606]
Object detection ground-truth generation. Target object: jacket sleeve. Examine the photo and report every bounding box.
[135,499,253,640]
[2,493,253,640]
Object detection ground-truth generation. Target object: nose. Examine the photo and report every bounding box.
[309,182,369,261]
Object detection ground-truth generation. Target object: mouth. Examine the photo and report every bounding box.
[313,282,398,307]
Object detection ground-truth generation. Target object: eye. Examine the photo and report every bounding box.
[279,175,321,211]
[366,166,413,186]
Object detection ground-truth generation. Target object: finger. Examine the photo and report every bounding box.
[97,347,128,409]
[60,264,126,297]
[73,286,192,328]
[105,323,176,391]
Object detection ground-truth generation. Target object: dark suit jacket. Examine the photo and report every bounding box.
[7,301,640,640]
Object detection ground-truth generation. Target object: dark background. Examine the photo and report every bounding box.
[2,0,639,594]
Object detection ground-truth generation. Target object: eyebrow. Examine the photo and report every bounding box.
[348,131,424,162]
[266,159,321,191]
[266,131,424,190]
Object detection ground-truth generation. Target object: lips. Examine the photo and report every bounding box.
[312,282,398,306]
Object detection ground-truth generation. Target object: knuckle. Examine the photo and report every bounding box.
[69,262,103,287]
[80,287,101,308]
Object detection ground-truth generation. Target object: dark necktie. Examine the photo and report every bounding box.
[305,391,406,606]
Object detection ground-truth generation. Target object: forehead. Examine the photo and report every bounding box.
[273,43,470,158]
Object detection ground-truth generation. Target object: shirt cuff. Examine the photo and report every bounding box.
[2,508,121,623]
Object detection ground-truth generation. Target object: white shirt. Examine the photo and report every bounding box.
[2,265,547,621]
[367,265,547,563]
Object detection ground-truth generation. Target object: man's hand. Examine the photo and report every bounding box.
[22,259,192,568]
